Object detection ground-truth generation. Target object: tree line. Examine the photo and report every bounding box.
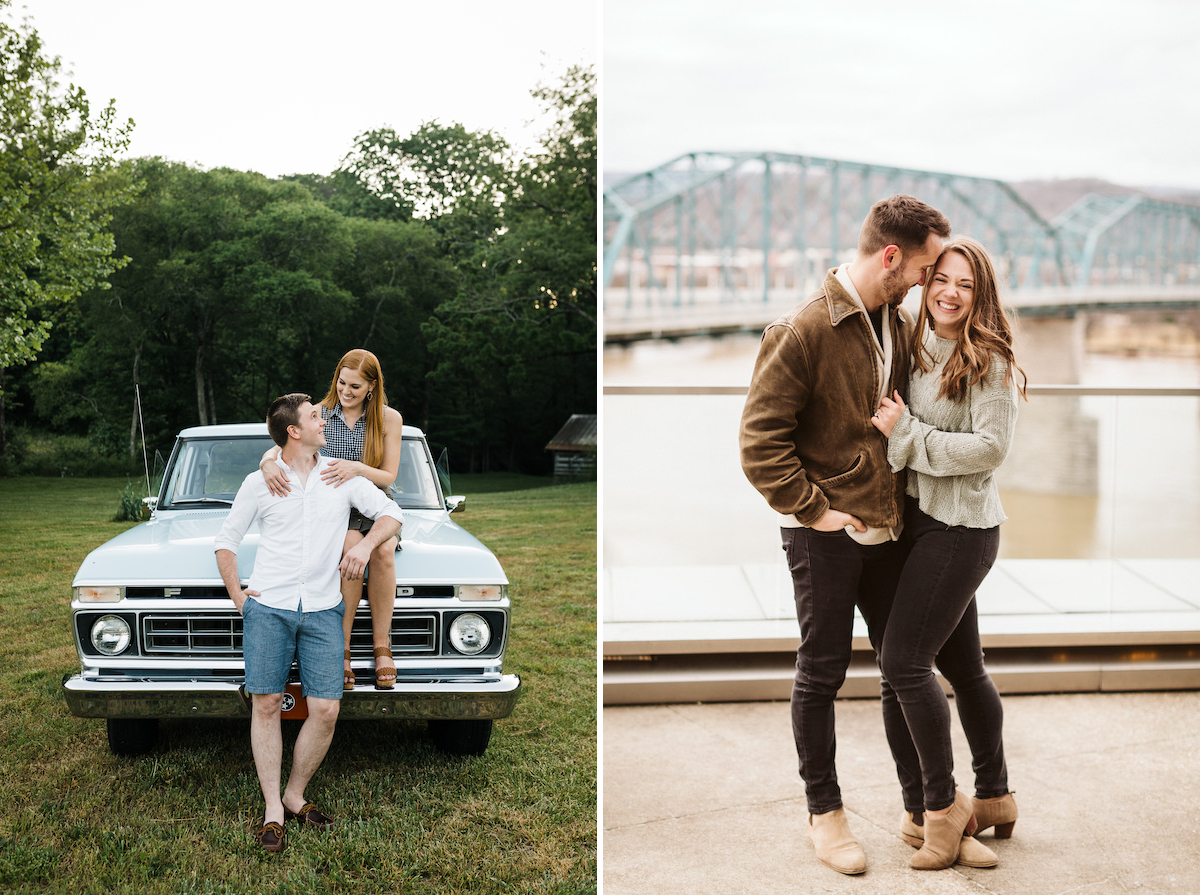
[0,5,595,477]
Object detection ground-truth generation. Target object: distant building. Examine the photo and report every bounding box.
[546,414,597,483]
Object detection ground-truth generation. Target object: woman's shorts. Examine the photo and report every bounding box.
[348,508,374,534]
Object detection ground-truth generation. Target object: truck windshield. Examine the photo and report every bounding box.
[159,437,274,507]
[158,435,444,510]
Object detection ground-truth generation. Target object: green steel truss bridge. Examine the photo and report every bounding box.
[603,152,1200,342]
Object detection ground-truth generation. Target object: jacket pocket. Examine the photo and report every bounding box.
[815,454,866,487]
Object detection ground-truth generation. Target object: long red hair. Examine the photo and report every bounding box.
[318,348,388,468]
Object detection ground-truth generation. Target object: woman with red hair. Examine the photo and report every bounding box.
[262,348,404,690]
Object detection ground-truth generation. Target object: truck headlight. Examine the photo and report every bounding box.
[76,586,123,603]
[457,585,505,602]
[90,616,132,655]
[449,613,491,655]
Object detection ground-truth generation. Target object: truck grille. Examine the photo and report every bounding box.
[140,613,438,657]
[348,614,438,655]
[144,615,243,654]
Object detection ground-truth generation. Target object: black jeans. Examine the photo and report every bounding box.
[782,525,910,814]
[879,504,1009,813]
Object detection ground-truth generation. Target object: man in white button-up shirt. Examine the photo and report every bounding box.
[215,393,403,853]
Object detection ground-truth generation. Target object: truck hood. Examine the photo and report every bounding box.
[72,508,507,587]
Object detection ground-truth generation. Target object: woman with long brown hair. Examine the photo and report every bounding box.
[871,237,1026,870]
[261,349,404,690]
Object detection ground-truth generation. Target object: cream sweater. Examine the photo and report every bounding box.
[887,330,1018,529]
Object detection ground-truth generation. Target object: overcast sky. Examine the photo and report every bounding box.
[603,0,1200,191]
[11,0,596,178]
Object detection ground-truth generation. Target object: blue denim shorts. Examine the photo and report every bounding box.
[241,599,346,700]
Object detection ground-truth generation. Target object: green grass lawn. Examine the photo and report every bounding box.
[0,476,596,894]
[447,472,563,494]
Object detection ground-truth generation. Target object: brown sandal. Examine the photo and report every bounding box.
[343,650,355,691]
[373,646,396,690]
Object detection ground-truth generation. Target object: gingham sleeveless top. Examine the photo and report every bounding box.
[321,404,365,462]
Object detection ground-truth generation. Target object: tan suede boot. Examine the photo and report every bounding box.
[900,811,998,868]
[808,808,867,875]
[910,791,975,870]
[972,793,1018,838]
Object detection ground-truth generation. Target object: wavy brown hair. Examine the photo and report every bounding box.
[911,236,1028,402]
[317,348,389,469]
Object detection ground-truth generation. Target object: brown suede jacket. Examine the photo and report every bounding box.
[739,269,912,528]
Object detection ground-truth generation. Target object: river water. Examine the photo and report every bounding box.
[602,313,1200,563]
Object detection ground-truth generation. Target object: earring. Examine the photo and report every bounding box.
[366,391,373,402]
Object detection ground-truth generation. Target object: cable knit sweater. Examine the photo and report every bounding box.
[887,330,1018,529]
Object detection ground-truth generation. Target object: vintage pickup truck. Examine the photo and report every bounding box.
[62,422,521,756]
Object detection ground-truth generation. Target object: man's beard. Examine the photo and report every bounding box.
[882,267,912,307]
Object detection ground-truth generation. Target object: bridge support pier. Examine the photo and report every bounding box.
[1000,315,1099,497]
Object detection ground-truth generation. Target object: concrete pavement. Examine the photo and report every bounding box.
[603,691,1200,894]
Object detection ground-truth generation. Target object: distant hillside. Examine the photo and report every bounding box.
[1011,178,1200,220]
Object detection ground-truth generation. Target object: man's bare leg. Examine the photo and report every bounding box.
[250,692,286,825]
[281,696,339,814]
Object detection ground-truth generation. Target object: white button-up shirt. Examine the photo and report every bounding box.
[214,456,404,612]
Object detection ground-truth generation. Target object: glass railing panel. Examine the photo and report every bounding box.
[603,387,1200,623]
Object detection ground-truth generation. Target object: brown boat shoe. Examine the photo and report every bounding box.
[284,802,336,830]
[254,821,286,853]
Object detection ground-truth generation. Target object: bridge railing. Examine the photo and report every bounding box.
[603,152,1064,308]
[603,153,1200,332]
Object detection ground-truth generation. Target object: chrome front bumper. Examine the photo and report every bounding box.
[62,673,522,720]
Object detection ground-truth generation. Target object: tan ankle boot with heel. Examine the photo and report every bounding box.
[911,790,976,870]
[972,793,1018,838]
[900,811,997,868]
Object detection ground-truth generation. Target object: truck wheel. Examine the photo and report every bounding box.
[106,718,159,756]
[428,719,492,756]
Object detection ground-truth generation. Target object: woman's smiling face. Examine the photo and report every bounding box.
[336,366,374,410]
[925,249,975,339]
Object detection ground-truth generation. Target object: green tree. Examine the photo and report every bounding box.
[332,216,455,431]
[281,169,412,223]
[423,65,597,472]
[0,1,136,453]
[24,160,359,458]
[148,166,354,424]
[262,172,460,432]
[342,121,512,252]
[3,61,596,478]
[71,158,184,455]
